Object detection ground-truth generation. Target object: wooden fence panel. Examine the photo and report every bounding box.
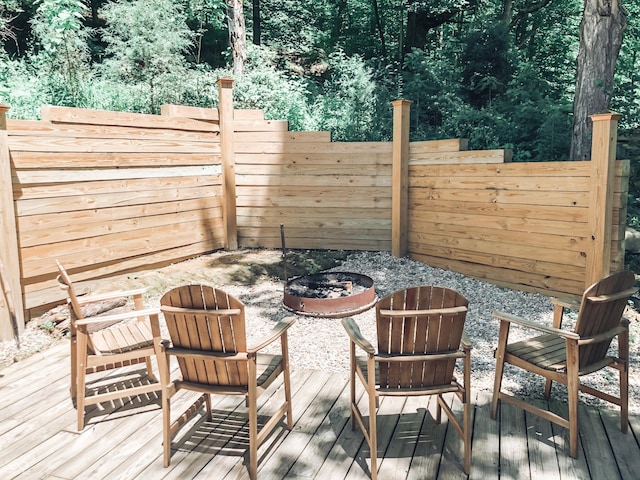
[234,135,394,250]
[6,108,224,317]
[0,99,630,339]
[407,160,629,299]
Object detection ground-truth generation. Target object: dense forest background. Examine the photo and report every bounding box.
[1,1,640,224]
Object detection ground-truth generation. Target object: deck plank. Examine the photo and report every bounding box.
[0,342,638,480]
[498,401,530,479]
[469,391,499,479]
[525,398,561,480]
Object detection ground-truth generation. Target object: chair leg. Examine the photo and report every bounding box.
[367,357,378,480]
[248,359,258,480]
[620,366,629,433]
[349,341,357,430]
[145,356,157,383]
[205,394,212,422]
[281,333,293,429]
[567,341,580,459]
[368,391,378,480]
[76,331,88,430]
[619,326,629,433]
[491,320,509,420]
[463,397,471,475]
[70,332,77,400]
[162,387,171,467]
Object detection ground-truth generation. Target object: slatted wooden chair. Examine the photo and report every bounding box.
[159,284,296,480]
[491,270,637,458]
[342,285,472,478]
[56,260,163,430]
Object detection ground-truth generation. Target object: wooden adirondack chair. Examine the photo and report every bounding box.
[491,270,637,458]
[56,260,162,430]
[159,284,296,480]
[342,285,472,478]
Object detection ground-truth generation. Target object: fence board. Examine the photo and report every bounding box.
[235,141,393,154]
[236,173,391,187]
[160,104,263,121]
[7,136,220,153]
[411,250,585,296]
[22,217,225,278]
[6,122,219,139]
[408,231,587,267]
[15,165,220,184]
[409,149,511,164]
[10,151,220,168]
[409,138,468,152]
[235,152,392,165]
[410,175,589,192]
[16,184,222,216]
[40,105,216,132]
[20,207,223,248]
[409,211,589,237]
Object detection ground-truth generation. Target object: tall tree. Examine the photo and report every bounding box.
[570,0,627,160]
[100,0,193,112]
[227,0,246,75]
[252,0,260,45]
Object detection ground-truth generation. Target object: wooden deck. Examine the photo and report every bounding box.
[1,340,639,479]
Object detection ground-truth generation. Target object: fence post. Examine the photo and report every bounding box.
[0,104,25,342]
[391,99,412,257]
[586,112,620,287]
[217,77,238,250]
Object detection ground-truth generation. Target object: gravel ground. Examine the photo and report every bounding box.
[2,249,638,411]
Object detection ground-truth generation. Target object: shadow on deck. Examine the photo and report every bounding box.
[0,341,639,479]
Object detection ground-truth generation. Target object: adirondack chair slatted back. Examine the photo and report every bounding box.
[376,286,468,390]
[574,270,636,368]
[160,284,248,386]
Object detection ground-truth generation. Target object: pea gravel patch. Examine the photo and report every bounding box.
[2,249,638,412]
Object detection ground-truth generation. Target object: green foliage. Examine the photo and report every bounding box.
[30,0,92,105]
[0,56,47,118]
[224,46,313,131]
[99,0,194,113]
[0,0,21,47]
[311,50,380,141]
[461,22,512,108]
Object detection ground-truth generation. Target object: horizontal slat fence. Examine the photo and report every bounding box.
[235,138,394,251]
[7,108,225,316]
[0,85,630,340]
[407,160,628,298]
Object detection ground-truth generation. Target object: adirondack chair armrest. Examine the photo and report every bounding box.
[341,317,375,354]
[461,332,472,350]
[74,307,160,327]
[247,316,296,353]
[492,310,580,340]
[75,288,147,306]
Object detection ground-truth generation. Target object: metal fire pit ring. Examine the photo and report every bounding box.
[283,271,377,318]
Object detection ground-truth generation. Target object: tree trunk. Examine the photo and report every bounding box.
[227,0,247,76]
[570,0,626,160]
[252,0,260,45]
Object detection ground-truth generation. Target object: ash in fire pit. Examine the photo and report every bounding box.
[283,272,377,318]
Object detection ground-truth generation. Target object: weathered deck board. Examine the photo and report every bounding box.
[0,340,638,479]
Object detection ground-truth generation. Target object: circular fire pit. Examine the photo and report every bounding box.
[283,272,377,318]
